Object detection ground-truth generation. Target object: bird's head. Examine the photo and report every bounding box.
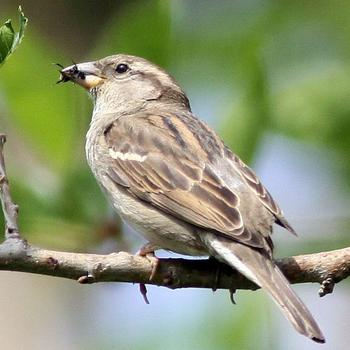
[59,54,190,114]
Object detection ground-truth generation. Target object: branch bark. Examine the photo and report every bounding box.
[0,134,20,240]
[0,134,349,297]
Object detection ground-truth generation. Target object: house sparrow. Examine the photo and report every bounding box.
[59,54,325,343]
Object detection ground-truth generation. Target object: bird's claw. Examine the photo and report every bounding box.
[319,277,335,297]
[136,243,160,304]
[139,283,150,304]
[136,243,160,281]
[229,287,237,305]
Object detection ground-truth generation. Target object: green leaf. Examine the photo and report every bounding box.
[11,6,28,53]
[0,6,28,65]
[0,20,15,64]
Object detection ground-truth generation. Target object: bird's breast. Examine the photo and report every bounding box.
[85,120,207,256]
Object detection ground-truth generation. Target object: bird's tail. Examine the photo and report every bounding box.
[202,233,325,343]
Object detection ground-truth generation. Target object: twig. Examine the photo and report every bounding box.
[0,134,349,295]
[0,134,20,239]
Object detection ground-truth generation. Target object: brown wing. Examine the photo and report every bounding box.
[104,112,267,248]
[225,147,296,235]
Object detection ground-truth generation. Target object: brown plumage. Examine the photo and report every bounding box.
[60,54,325,343]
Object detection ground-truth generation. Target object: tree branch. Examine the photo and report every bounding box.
[0,134,349,297]
[0,134,20,239]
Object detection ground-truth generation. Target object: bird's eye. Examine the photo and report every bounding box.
[115,63,129,74]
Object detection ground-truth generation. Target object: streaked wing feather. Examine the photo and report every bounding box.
[104,112,268,248]
[226,149,296,235]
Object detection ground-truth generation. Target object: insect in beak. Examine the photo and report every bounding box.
[57,61,105,89]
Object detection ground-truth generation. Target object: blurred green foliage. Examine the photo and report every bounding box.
[1,1,349,247]
[0,1,350,348]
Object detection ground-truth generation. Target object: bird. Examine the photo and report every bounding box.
[59,54,325,343]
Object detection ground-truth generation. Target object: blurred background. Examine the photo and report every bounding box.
[0,0,350,349]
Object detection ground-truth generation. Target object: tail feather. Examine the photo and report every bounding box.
[203,233,325,343]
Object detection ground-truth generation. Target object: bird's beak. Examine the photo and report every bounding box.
[58,61,105,90]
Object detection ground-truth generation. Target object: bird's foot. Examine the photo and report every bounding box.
[209,256,221,292]
[136,243,160,305]
[208,256,237,304]
[136,242,160,281]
